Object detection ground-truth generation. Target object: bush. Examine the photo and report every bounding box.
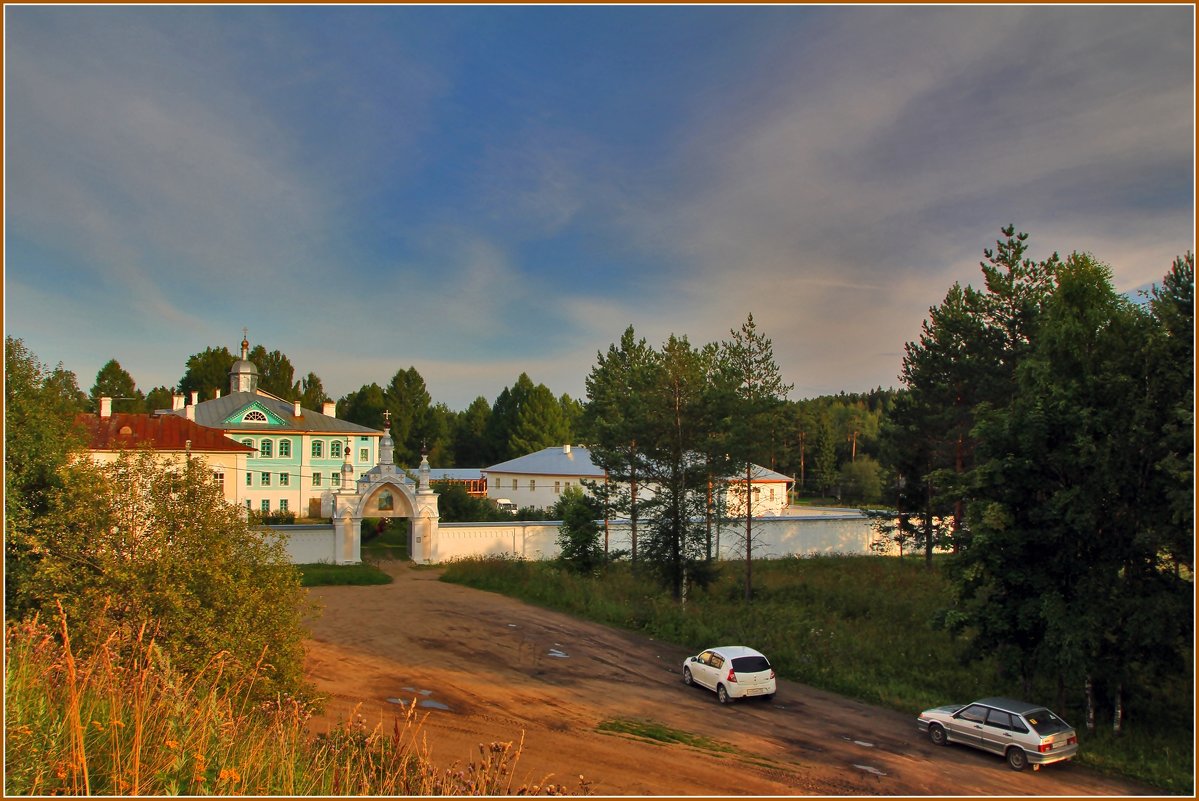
[11,450,312,701]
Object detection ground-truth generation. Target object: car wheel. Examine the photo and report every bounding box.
[683,667,694,687]
[717,684,731,704]
[1006,747,1028,771]
[928,724,948,746]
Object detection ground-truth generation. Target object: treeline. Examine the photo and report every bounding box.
[83,337,888,487]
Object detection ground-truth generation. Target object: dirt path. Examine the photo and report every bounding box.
[303,561,1154,796]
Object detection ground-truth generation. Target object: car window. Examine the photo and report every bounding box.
[957,704,988,724]
[1025,709,1070,736]
[731,656,771,674]
[711,655,725,669]
[986,710,1013,730]
[698,651,714,666]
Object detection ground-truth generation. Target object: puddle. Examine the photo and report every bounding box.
[853,764,886,777]
[387,697,451,711]
[842,736,875,748]
[547,648,569,658]
[400,687,433,696]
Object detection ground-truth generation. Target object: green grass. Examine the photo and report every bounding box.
[441,554,1193,794]
[297,562,392,587]
[596,718,735,754]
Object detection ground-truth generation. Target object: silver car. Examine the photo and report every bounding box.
[917,697,1079,771]
[682,646,776,704]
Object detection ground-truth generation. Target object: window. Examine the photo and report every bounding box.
[245,472,252,486]
[243,410,268,423]
[331,440,342,458]
[957,705,988,724]
[261,472,271,486]
[554,481,561,494]
[260,439,272,458]
[279,472,289,487]
[530,479,536,492]
[360,448,369,462]
[986,710,1015,731]
[513,478,519,490]
[312,473,322,487]
[331,473,340,487]
[769,488,776,500]
[279,439,291,458]
[312,441,323,458]
[213,471,224,490]
[564,481,571,490]
[242,439,254,457]
[279,499,289,513]
[245,500,251,512]
[261,500,270,513]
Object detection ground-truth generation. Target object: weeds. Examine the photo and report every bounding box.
[4,607,589,796]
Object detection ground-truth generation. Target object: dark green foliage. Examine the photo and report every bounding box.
[5,337,89,615]
[14,450,311,700]
[552,486,605,573]
[179,346,235,400]
[248,345,298,400]
[431,481,513,522]
[297,371,329,408]
[144,385,175,413]
[298,562,392,586]
[89,358,144,413]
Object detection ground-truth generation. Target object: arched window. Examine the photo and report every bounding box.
[312,440,323,458]
[331,440,343,458]
[279,439,291,458]
[260,439,272,458]
[243,410,268,423]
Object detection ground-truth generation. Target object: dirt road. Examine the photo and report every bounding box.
[303,561,1153,796]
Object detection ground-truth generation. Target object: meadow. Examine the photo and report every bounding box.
[441,554,1194,794]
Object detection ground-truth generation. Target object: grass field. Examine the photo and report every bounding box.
[440,554,1194,794]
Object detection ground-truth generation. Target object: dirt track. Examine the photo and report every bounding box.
[303,561,1153,796]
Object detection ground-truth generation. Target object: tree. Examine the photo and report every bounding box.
[583,326,661,564]
[5,338,88,614]
[179,346,235,401]
[144,385,175,414]
[338,383,388,431]
[722,313,792,603]
[509,382,570,456]
[14,449,311,700]
[553,486,605,574]
[386,367,433,465]
[297,371,329,409]
[956,252,1192,731]
[453,396,493,467]
[838,454,883,503]
[248,345,298,400]
[89,359,144,413]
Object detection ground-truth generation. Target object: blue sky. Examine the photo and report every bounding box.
[5,5,1194,410]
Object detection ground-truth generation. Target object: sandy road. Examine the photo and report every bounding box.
[303,561,1154,796]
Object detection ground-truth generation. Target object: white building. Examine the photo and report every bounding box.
[483,444,794,517]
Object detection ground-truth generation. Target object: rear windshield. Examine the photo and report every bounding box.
[731,656,771,674]
[1025,709,1070,736]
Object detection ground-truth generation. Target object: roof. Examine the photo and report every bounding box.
[484,445,793,484]
[429,468,484,481]
[164,391,382,435]
[973,698,1048,715]
[77,413,256,453]
[484,446,606,478]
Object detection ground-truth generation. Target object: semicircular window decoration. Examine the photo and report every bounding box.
[243,410,268,423]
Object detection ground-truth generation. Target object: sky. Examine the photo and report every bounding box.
[5,5,1194,410]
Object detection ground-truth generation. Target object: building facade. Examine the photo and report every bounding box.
[483,444,794,517]
[163,337,384,518]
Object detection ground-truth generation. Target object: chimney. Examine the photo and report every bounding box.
[186,404,196,421]
[563,444,571,455]
[172,394,185,411]
[322,401,336,417]
[293,400,302,417]
[190,391,199,406]
[99,396,112,418]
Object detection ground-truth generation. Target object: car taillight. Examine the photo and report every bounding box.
[769,669,776,679]
[1038,742,1053,753]
[1067,735,1078,745]
[726,668,738,683]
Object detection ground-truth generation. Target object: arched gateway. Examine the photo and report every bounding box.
[325,421,440,564]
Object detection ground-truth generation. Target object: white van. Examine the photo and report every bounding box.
[495,498,518,514]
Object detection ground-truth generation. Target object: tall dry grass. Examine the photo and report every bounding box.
[5,604,588,796]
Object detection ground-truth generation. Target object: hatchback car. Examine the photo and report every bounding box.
[917,697,1079,771]
[682,646,776,703]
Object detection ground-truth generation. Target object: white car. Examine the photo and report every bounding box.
[682,646,776,704]
[917,697,1079,771]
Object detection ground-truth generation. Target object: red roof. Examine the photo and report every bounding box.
[77,413,256,454]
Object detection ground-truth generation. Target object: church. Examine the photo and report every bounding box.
[162,335,385,518]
